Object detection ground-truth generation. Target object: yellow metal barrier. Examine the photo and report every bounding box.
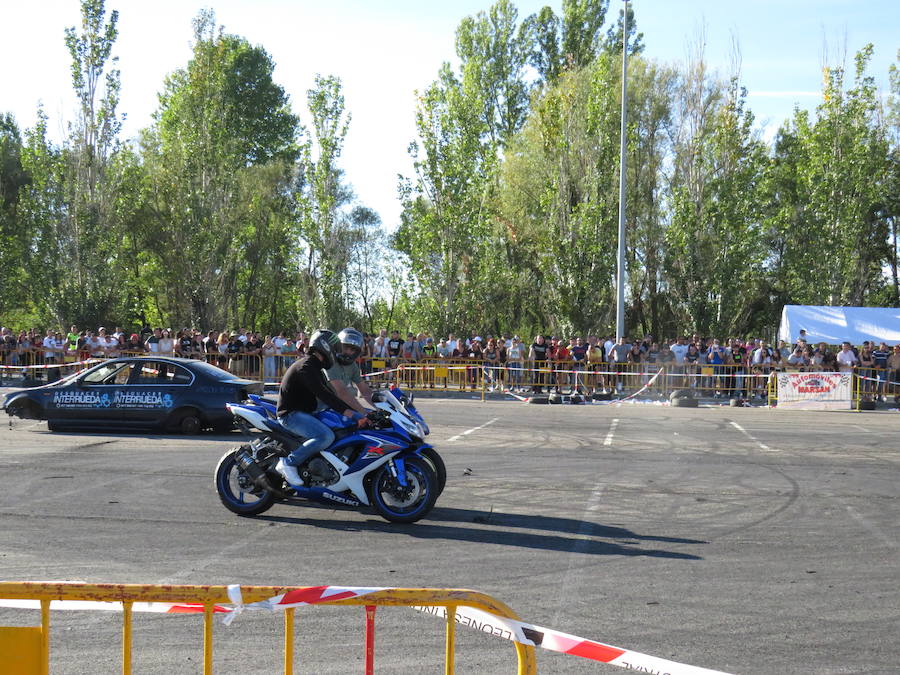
[0,582,536,674]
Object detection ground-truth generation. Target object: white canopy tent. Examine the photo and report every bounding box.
[778,305,900,346]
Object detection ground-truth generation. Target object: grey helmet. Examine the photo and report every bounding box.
[308,329,340,369]
[336,327,364,365]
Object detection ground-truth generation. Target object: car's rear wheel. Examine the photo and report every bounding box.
[171,407,203,434]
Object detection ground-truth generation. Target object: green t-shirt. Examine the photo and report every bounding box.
[326,361,363,389]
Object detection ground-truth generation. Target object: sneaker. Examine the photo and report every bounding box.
[275,458,304,488]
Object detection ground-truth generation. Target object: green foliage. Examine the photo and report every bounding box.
[0,114,32,316]
[143,9,300,329]
[762,45,895,312]
[1,2,898,342]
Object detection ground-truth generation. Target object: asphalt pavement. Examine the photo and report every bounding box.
[0,396,897,673]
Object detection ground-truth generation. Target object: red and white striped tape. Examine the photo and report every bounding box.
[0,585,731,673]
[412,603,731,674]
[0,599,230,613]
[0,358,102,371]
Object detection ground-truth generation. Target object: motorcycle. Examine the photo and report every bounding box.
[214,396,440,523]
[244,386,446,495]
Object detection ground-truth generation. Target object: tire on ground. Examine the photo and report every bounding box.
[859,400,876,411]
[672,396,699,408]
[171,407,203,434]
[669,389,694,402]
[528,396,550,405]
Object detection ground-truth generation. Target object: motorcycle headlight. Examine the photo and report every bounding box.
[400,417,421,439]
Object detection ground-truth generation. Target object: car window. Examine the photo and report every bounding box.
[82,362,133,385]
[131,362,192,385]
[188,360,241,381]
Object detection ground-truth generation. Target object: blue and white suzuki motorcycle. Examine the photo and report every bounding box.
[215,392,441,523]
[242,386,445,495]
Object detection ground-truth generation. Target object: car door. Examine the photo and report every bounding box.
[48,360,137,425]
[124,359,193,426]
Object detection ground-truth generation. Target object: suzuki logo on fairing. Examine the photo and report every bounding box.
[363,445,385,459]
[361,434,401,451]
[324,493,358,505]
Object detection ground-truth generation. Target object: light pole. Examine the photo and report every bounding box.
[615,0,629,341]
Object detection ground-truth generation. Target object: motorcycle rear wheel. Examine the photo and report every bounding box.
[368,456,437,524]
[215,447,277,516]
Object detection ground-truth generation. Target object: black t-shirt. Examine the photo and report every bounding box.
[387,338,404,357]
[180,336,194,353]
[277,355,349,416]
[531,343,548,361]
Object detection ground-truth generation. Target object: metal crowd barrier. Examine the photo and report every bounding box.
[5,348,897,408]
[0,582,536,674]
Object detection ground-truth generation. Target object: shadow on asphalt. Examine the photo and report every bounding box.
[252,507,704,560]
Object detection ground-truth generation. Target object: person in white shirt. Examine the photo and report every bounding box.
[84,331,104,358]
[43,330,65,382]
[669,336,689,365]
[446,333,458,354]
[97,327,116,355]
[507,336,526,390]
[157,329,175,355]
[836,342,859,373]
[751,341,772,365]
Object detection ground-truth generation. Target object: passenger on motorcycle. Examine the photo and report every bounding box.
[327,327,376,415]
[275,329,368,487]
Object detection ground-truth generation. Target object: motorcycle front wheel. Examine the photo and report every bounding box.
[368,456,437,524]
[215,447,277,516]
[418,446,447,496]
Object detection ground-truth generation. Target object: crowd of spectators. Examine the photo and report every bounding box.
[0,325,313,382]
[3,324,899,401]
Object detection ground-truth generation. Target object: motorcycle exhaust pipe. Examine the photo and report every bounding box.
[235,448,274,491]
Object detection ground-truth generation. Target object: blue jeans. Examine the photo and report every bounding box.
[278,410,335,467]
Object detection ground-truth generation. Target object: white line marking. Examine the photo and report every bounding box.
[446,417,499,442]
[603,418,619,446]
[851,425,871,434]
[845,505,897,550]
[553,481,605,626]
[730,420,775,452]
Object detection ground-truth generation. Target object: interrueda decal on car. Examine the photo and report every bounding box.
[52,390,175,409]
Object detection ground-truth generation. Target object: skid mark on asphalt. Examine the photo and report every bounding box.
[729,421,776,452]
[446,417,499,442]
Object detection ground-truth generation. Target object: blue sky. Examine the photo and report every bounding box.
[2,1,897,228]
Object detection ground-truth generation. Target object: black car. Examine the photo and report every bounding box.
[3,357,264,433]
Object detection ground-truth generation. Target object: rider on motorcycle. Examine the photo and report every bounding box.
[275,329,368,488]
[327,327,376,415]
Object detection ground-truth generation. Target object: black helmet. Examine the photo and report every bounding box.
[336,327,364,365]
[308,329,340,369]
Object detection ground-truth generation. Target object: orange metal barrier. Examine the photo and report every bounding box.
[0,582,536,674]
